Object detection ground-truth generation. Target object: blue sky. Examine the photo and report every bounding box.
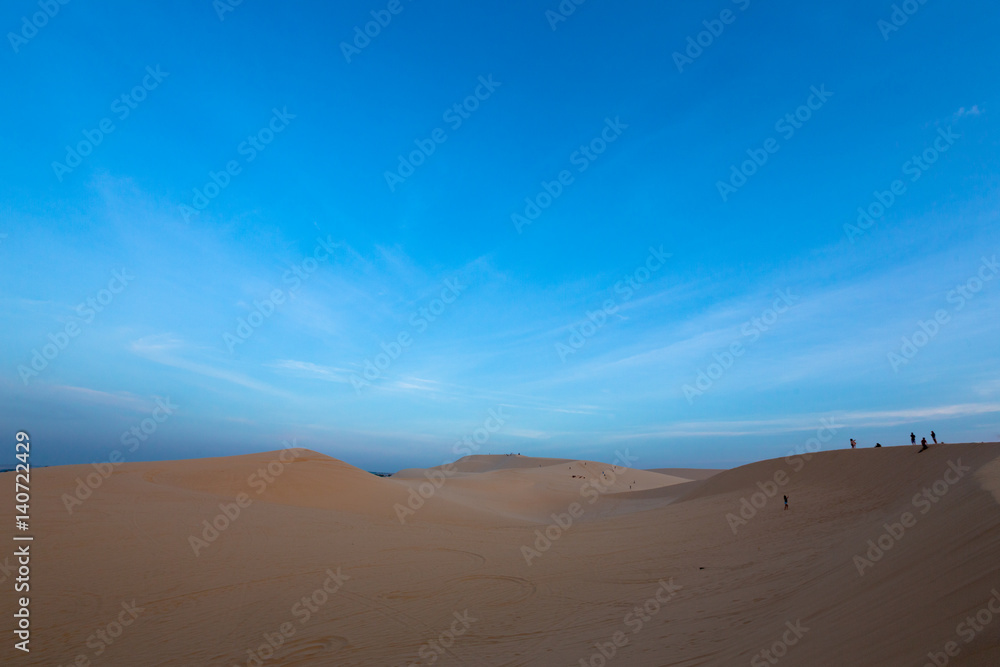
[2,0,998,471]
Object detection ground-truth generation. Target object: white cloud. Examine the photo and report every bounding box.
[268,359,352,383]
[954,105,983,118]
[130,334,287,395]
[613,402,1000,439]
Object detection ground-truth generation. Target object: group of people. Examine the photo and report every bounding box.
[788,430,943,514]
[913,431,938,452]
[848,431,938,451]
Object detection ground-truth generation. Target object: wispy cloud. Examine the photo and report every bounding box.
[954,105,983,119]
[614,402,1000,439]
[268,359,352,383]
[130,334,288,396]
[377,375,605,416]
[838,402,1000,426]
[40,384,152,412]
[504,428,555,440]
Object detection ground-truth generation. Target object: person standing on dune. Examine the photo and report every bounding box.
[850,439,856,449]
[911,432,916,445]
[931,431,937,444]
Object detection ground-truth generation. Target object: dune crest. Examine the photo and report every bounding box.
[4,443,999,665]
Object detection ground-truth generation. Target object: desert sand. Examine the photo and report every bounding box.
[2,443,999,666]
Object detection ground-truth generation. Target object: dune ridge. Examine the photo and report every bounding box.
[3,443,998,665]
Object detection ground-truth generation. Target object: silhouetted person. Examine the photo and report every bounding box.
[931,431,937,444]
[911,432,916,445]
[784,495,788,510]
[850,439,856,449]
[919,438,929,452]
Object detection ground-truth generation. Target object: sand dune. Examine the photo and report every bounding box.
[646,467,725,481]
[141,449,408,515]
[3,443,999,665]
[392,455,691,523]
[396,454,579,475]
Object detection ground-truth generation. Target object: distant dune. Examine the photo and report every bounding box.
[3,443,998,665]
[646,467,725,481]
[395,453,579,475]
